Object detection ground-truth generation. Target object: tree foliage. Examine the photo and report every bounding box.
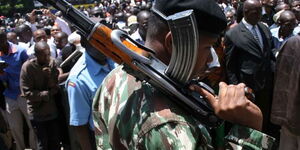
[0,0,34,17]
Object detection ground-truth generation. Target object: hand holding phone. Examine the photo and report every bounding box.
[34,10,43,15]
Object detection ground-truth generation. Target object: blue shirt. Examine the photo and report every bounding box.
[270,27,296,49]
[66,51,115,129]
[0,42,28,100]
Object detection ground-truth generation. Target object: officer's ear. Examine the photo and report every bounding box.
[164,31,172,56]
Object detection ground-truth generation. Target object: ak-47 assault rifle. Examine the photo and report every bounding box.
[38,0,253,127]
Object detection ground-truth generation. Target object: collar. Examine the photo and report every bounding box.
[262,6,267,15]
[242,18,257,30]
[84,52,115,76]
[30,37,34,46]
[31,58,54,68]
[0,42,17,56]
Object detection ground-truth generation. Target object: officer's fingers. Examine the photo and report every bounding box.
[219,83,236,106]
[232,83,248,110]
[201,88,218,109]
[227,84,237,98]
[218,82,228,100]
[235,83,246,101]
[189,85,217,108]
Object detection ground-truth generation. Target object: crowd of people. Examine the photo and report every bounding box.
[0,0,299,149]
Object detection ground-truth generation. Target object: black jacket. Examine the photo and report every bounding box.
[224,22,274,91]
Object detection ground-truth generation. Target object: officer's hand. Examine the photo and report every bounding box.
[190,82,263,131]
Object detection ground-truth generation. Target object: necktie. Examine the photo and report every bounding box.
[251,26,263,49]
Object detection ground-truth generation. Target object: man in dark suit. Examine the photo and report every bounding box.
[224,0,275,136]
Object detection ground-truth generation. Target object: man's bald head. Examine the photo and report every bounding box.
[55,32,68,38]
[137,10,150,23]
[243,0,262,25]
[16,24,31,33]
[279,10,296,22]
[7,32,18,44]
[278,10,296,36]
[274,3,290,12]
[35,41,49,54]
[34,41,51,65]
[137,10,150,40]
[33,29,47,43]
[15,24,32,43]
[244,0,262,11]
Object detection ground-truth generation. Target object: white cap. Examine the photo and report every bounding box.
[68,32,81,44]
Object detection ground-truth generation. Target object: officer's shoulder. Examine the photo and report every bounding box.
[102,65,132,84]
[68,58,87,78]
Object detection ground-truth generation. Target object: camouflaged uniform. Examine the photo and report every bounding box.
[93,66,275,150]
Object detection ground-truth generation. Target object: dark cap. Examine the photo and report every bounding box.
[153,0,227,36]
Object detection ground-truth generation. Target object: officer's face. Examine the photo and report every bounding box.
[192,35,217,79]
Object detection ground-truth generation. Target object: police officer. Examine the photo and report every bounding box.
[92,0,275,149]
[66,42,115,150]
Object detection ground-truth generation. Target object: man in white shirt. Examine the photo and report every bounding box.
[15,24,34,49]
[27,29,57,59]
[130,10,150,45]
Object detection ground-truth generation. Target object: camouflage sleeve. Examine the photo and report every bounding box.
[225,125,275,150]
[138,122,211,150]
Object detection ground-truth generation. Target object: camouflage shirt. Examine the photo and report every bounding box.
[93,66,275,150]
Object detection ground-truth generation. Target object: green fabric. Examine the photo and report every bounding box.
[93,65,275,150]
[214,123,225,147]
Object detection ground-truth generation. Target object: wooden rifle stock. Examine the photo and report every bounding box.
[88,25,146,71]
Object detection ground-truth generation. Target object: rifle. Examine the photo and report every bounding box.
[39,0,224,127]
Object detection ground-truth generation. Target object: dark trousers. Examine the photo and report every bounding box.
[31,118,61,150]
[255,85,281,149]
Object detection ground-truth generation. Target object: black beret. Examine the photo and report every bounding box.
[153,0,227,36]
